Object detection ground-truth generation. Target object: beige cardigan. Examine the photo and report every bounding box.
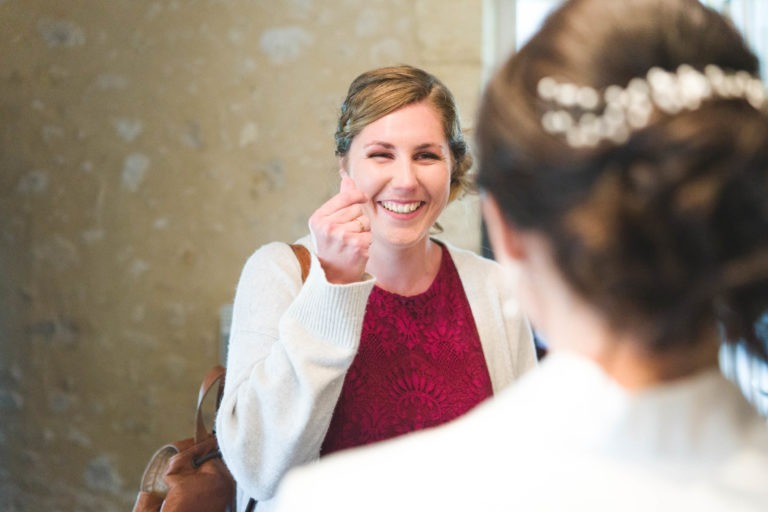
[216,236,536,511]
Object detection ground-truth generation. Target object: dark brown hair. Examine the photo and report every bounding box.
[476,0,768,360]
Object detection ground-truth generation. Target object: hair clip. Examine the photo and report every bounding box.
[538,64,767,148]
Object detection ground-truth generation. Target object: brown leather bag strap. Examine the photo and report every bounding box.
[194,365,226,442]
[289,244,311,283]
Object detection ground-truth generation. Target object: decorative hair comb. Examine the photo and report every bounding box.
[537,64,767,148]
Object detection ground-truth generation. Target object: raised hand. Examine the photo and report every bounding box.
[308,175,372,284]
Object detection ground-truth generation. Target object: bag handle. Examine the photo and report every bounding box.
[194,365,226,443]
[289,244,311,282]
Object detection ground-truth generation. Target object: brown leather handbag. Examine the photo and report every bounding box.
[132,365,235,512]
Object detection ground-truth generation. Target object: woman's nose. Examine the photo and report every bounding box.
[391,160,418,188]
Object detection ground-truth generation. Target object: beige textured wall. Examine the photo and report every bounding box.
[0,1,485,510]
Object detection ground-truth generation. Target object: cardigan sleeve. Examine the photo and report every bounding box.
[215,241,375,501]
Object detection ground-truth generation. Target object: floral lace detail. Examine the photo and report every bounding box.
[321,243,493,455]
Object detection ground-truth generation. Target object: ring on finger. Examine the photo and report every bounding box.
[356,218,365,232]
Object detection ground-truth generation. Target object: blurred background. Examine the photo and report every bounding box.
[1,1,766,510]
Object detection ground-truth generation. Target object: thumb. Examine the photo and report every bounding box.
[340,174,357,194]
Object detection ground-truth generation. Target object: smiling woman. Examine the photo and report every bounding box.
[214,64,537,512]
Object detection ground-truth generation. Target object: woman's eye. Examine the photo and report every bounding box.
[415,152,440,161]
[369,152,392,159]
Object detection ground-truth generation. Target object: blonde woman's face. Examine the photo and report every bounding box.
[343,101,452,249]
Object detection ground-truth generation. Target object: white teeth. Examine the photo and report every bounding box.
[381,201,421,213]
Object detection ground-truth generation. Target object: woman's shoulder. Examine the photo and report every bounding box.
[242,236,312,277]
[247,240,293,262]
[247,235,311,258]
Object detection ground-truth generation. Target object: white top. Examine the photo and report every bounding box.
[215,236,536,511]
[273,351,768,512]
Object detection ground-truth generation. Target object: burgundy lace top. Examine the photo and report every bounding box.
[321,243,493,455]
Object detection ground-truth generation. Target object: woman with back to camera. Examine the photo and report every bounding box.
[215,64,536,511]
[271,1,768,510]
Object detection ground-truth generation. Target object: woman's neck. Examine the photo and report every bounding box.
[366,238,442,296]
[543,297,721,389]
[589,333,721,390]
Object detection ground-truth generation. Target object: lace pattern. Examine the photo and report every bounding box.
[321,243,493,455]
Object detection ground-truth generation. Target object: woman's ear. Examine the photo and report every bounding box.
[481,195,527,264]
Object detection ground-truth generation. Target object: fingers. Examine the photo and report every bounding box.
[337,176,369,227]
[349,216,369,233]
[313,175,367,219]
[309,184,370,242]
[311,222,373,285]
[340,174,355,193]
[310,211,369,240]
[308,173,373,284]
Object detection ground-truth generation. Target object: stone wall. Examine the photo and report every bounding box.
[0,1,486,510]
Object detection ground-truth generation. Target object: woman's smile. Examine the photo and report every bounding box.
[379,200,425,215]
